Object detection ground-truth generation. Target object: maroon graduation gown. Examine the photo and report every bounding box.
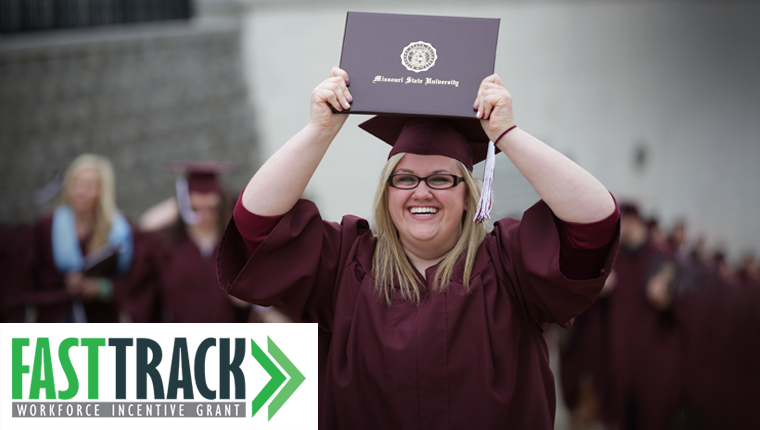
[676,265,760,429]
[112,230,163,323]
[606,241,681,430]
[0,222,34,322]
[28,216,120,323]
[151,233,250,323]
[735,282,760,428]
[218,199,619,429]
[559,294,612,416]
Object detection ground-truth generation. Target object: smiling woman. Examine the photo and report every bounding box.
[375,150,483,305]
[217,67,620,429]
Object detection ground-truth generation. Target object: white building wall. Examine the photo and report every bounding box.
[205,0,760,262]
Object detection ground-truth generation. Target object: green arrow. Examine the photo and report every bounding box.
[250,338,286,418]
[267,336,306,420]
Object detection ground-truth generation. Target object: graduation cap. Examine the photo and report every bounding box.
[359,116,499,223]
[168,161,239,225]
[619,201,641,218]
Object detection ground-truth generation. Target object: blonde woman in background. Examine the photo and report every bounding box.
[28,154,133,323]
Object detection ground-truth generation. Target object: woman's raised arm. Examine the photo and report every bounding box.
[241,67,352,216]
[474,74,615,223]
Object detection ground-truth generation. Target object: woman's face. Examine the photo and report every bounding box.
[189,191,221,230]
[67,168,101,214]
[388,154,467,258]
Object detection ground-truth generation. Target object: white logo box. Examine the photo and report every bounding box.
[0,323,318,430]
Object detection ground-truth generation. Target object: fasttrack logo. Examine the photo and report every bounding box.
[0,324,317,430]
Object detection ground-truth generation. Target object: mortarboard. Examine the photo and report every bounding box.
[359,116,499,223]
[619,201,641,218]
[168,161,238,224]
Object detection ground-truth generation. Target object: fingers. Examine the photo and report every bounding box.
[479,92,500,120]
[473,74,503,106]
[79,279,100,302]
[472,74,511,119]
[65,272,83,294]
[314,67,353,111]
[329,67,352,105]
[65,271,83,286]
[481,73,503,87]
[312,76,352,111]
[474,83,511,120]
[472,75,516,141]
[329,67,350,86]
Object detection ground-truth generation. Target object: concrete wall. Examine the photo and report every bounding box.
[228,0,759,261]
[0,18,258,222]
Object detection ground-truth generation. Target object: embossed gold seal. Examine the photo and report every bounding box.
[400,41,437,73]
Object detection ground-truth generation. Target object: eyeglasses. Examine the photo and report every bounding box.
[388,173,464,190]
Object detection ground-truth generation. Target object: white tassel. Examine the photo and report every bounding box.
[176,178,200,225]
[473,140,496,223]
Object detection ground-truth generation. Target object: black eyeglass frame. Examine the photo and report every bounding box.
[388,173,465,190]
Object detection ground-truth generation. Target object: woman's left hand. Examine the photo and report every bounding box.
[473,75,616,223]
[64,272,100,301]
[78,277,101,302]
[65,271,84,295]
[474,74,516,142]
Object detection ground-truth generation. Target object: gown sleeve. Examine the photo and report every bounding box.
[112,229,162,323]
[231,196,283,256]
[27,217,73,307]
[0,223,33,322]
[490,199,620,329]
[216,199,370,328]
[556,202,620,280]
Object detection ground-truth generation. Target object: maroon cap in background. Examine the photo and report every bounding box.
[619,201,641,218]
[168,161,239,225]
[168,161,239,194]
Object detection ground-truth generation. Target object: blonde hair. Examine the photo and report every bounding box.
[58,154,119,252]
[372,153,491,305]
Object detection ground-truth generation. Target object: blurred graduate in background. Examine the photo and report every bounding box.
[125,162,253,323]
[27,154,134,323]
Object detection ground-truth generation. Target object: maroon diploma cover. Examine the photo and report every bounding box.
[338,12,500,118]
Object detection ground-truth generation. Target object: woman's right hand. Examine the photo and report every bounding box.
[309,67,352,131]
[65,271,83,295]
[242,68,353,216]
